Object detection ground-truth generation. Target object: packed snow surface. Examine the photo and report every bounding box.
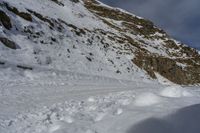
[0,70,200,133]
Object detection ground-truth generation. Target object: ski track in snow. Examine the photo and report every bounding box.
[0,76,200,133]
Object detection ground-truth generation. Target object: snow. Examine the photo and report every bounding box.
[114,108,123,115]
[87,97,96,102]
[176,62,187,69]
[160,85,193,98]
[134,92,162,106]
[127,104,200,133]
[0,73,200,133]
[0,0,200,133]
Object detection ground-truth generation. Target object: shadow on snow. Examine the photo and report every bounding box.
[127,104,200,133]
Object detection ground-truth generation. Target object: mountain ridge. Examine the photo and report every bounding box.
[0,0,199,84]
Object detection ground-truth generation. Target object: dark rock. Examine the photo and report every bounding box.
[69,0,79,3]
[0,10,12,30]
[0,61,5,65]
[86,57,92,62]
[27,9,54,27]
[4,3,32,22]
[0,37,19,49]
[50,0,64,6]
[17,65,33,70]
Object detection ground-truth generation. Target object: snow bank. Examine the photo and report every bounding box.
[160,86,193,98]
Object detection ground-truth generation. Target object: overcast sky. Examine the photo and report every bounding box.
[99,0,200,50]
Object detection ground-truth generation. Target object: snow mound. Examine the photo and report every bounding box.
[134,93,162,106]
[87,97,96,102]
[160,86,193,98]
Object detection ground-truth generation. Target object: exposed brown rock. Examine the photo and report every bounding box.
[27,9,54,27]
[84,0,166,39]
[133,50,200,85]
[4,3,32,22]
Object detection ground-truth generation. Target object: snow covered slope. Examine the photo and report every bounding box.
[0,0,147,81]
[0,0,200,84]
[1,1,200,133]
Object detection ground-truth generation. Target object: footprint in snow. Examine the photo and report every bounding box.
[60,116,74,124]
[118,99,131,105]
[49,120,76,133]
[94,113,106,122]
[49,121,67,133]
[113,108,123,115]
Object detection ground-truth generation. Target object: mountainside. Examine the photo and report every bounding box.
[1,1,200,133]
[0,0,200,84]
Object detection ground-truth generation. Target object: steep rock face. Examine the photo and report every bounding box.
[133,50,200,84]
[84,0,200,85]
[0,0,199,84]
